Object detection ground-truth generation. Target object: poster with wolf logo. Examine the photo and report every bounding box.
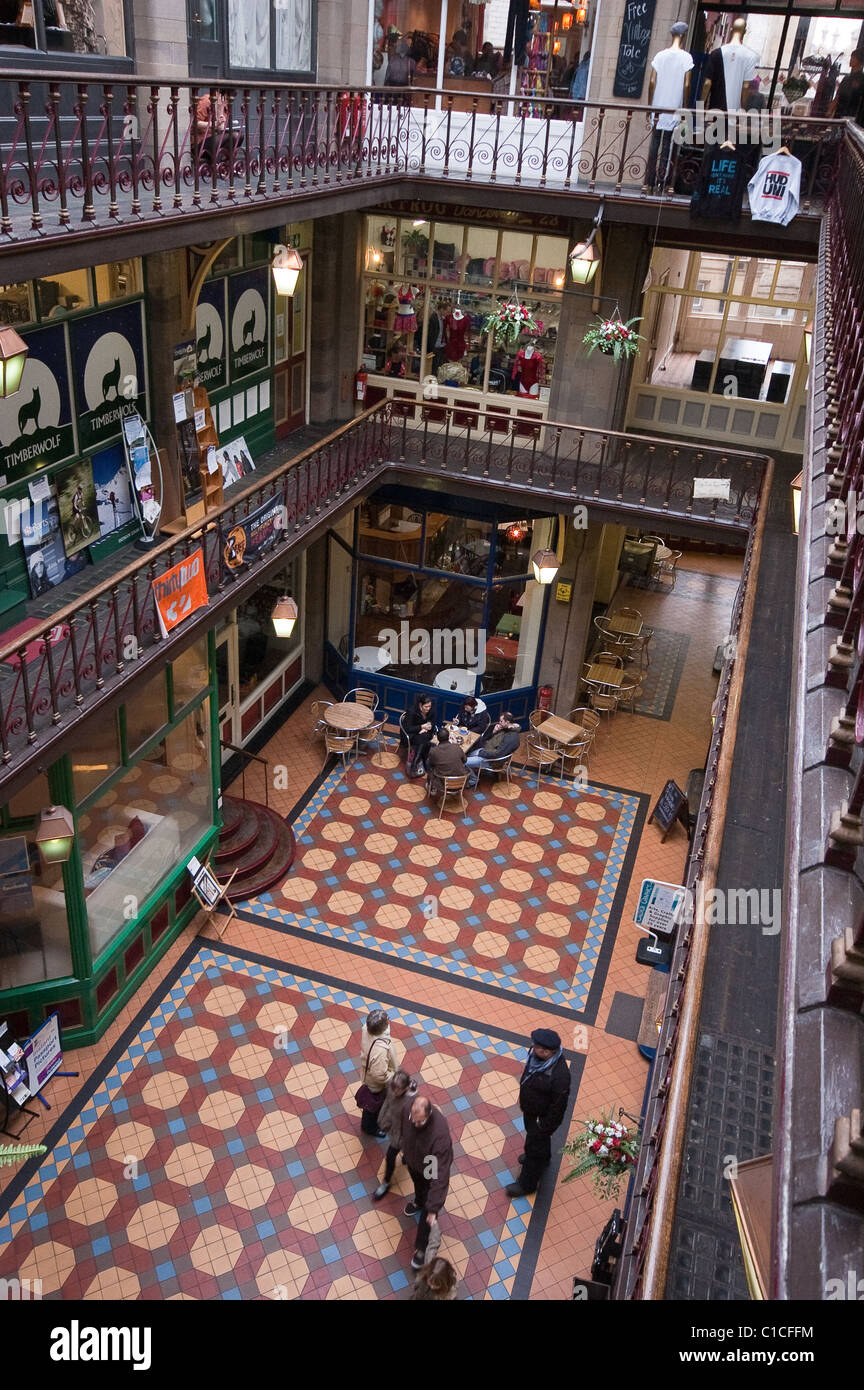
[195,279,227,392]
[0,324,76,484]
[228,269,269,383]
[70,302,148,450]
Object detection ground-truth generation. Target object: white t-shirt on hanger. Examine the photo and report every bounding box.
[650,47,695,130]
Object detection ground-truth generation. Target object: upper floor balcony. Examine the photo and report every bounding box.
[0,73,835,277]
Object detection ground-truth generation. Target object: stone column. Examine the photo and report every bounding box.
[142,248,188,519]
[536,517,606,714]
[308,211,363,425]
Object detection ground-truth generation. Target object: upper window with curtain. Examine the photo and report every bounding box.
[227,0,314,73]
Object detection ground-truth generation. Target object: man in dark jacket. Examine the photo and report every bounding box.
[465,712,521,786]
[401,1095,453,1270]
[505,1027,571,1198]
[426,726,467,798]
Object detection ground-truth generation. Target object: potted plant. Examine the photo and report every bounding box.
[561,1111,640,1200]
[483,299,540,346]
[583,314,644,361]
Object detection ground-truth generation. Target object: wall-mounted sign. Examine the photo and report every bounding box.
[381,201,569,233]
[228,269,269,384]
[0,323,76,483]
[71,302,148,451]
[555,580,573,603]
[195,279,227,392]
[612,0,657,100]
[152,546,208,636]
[693,477,731,500]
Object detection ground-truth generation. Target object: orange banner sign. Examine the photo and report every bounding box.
[151,547,208,637]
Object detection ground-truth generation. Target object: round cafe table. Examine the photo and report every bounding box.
[352,645,391,672]
[324,702,375,732]
[433,668,477,695]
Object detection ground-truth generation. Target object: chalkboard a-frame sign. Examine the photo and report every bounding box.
[649,779,689,840]
[613,0,657,100]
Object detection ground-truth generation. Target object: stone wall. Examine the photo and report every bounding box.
[308,211,363,423]
[133,0,189,79]
[316,0,370,86]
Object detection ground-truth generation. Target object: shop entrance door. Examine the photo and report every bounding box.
[274,252,309,438]
[187,0,225,80]
[215,613,240,760]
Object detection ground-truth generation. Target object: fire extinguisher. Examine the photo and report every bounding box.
[538,684,553,711]
[354,367,368,402]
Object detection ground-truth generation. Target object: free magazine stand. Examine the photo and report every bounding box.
[188,855,238,939]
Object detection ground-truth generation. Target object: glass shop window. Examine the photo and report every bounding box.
[0,828,72,989]
[0,282,36,328]
[172,636,210,714]
[357,501,423,565]
[78,704,213,958]
[35,269,92,319]
[236,559,301,700]
[94,259,142,304]
[424,512,492,576]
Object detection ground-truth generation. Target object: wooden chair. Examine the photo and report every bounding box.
[324,729,358,777]
[346,687,379,711]
[569,707,600,740]
[618,675,644,714]
[559,736,593,782]
[433,773,470,820]
[469,752,514,789]
[589,690,619,721]
[593,651,625,668]
[307,699,333,746]
[517,737,560,787]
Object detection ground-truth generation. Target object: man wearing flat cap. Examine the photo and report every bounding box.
[505,1028,571,1198]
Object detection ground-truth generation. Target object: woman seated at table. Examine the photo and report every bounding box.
[404,694,438,777]
[426,726,467,797]
[455,696,488,733]
[465,712,521,786]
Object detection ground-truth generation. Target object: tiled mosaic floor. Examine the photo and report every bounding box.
[0,550,743,1299]
[632,628,690,721]
[240,763,645,1018]
[0,943,577,1300]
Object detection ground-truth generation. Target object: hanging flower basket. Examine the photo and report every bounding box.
[583,315,644,362]
[561,1111,641,1200]
[483,300,541,347]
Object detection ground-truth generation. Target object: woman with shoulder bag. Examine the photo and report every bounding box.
[356,1009,399,1137]
[372,1069,418,1199]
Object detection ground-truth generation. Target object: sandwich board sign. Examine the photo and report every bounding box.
[634,878,688,938]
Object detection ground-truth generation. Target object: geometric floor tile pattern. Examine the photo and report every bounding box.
[241,764,645,1018]
[0,943,578,1301]
[632,628,690,721]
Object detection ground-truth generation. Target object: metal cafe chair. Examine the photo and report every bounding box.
[589,690,619,722]
[345,687,379,711]
[324,729,358,778]
[517,736,560,788]
[432,773,470,820]
[307,699,333,746]
[470,753,514,790]
[559,736,593,782]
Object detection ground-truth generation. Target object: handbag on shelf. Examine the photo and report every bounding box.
[354,1037,388,1111]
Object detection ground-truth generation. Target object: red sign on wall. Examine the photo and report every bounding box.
[152,547,208,637]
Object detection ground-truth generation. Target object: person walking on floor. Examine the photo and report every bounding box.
[505,1027,571,1197]
[371,1069,418,1200]
[356,1008,399,1137]
[401,1095,453,1270]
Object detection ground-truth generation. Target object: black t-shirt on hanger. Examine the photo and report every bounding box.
[690,145,748,220]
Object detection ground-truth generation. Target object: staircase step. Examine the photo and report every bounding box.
[214,797,296,901]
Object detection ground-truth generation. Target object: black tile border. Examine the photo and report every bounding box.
[0,934,585,1302]
[238,767,650,1027]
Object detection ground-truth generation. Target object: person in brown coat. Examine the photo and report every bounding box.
[401,1095,453,1270]
[371,1070,418,1200]
[425,726,467,799]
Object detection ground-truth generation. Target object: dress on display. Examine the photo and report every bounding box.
[512,348,545,395]
[393,286,418,333]
[444,311,471,362]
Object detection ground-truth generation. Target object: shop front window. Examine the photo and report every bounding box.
[8,0,127,56]
[0,283,36,328]
[36,269,91,319]
[124,670,169,755]
[358,500,423,564]
[424,512,491,576]
[172,636,210,713]
[71,712,121,804]
[236,559,302,701]
[486,580,543,692]
[493,519,534,577]
[355,560,485,689]
[77,703,213,958]
[361,216,567,396]
[0,827,72,989]
[93,259,142,304]
[371,3,440,86]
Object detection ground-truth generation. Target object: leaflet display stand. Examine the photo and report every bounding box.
[163,383,223,536]
[0,1021,38,1139]
[187,854,238,940]
[122,413,165,550]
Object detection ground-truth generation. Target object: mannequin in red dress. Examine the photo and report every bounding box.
[444,307,471,362]
[512,340,545,397]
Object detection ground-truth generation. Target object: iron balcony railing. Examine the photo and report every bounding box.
[0,400,768,787]
[0,72,844,247]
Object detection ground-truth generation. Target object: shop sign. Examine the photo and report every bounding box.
[612,0,657,101]
[151,546,208,636]
[222,494,283,574]
[0,324,76,483]
[70,303,148,451]
[195,279,227,392]
[228,269,269,383]
[21,1012,63,1095]
[377,201,569,234]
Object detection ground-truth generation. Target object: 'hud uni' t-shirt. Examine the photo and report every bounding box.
[747,151,802,226]
[690,146,748,220]
[650,46,695,130]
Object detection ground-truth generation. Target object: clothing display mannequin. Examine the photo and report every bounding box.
[393,284,418,333]
[512,341,545,397]
[643,22,694,192]
[444,306,470,362]
[702,18,758,112]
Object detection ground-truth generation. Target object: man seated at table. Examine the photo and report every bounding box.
[465,712,521,786]
[426,726,467,798]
